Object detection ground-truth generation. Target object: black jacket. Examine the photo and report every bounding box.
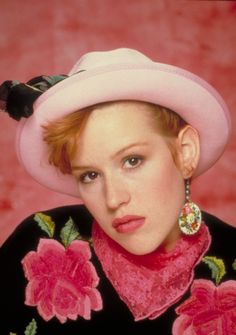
[0,205,235,334]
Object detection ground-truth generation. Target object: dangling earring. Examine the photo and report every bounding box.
[178,179,202,235]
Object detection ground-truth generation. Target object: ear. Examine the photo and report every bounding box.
[176,125,200,179]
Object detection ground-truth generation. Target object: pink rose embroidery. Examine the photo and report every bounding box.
[22,238,102,323]
[173,279,236,335]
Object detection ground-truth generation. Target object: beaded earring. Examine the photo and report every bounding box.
[178,179,202,235]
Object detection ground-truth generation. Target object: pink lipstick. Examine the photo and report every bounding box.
[112,215,145,233]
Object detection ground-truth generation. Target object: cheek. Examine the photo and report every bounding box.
[140,158,184,208]
[79,189,105,220]
[147,156,181,188]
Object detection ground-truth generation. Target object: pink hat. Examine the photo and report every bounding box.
[16,48,231,198]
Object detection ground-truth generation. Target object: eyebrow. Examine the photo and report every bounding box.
[111,142,148,159]
[71,142,149,171]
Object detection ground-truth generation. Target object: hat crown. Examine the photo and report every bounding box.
[69,48,152,75]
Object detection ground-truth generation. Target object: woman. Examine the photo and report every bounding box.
[0,48,235,335]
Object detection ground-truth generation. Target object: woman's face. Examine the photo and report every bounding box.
[72,101,185,255]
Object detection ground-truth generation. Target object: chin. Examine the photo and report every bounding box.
[122,242,161,256]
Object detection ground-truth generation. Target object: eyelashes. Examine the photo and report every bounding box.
[78,155,144,185]
[79,171,99,184]
[122,155,143,169]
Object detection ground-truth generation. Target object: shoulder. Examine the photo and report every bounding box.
[202,211,236,257]
[0,205,98,333]
[174,213,236,334]
[195,211,236,281]
[0,204,93,257]
[203,211,236,233]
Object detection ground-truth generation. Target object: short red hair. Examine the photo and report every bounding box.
[43,101,187,174]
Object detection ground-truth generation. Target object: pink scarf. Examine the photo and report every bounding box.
[92,221,211,321]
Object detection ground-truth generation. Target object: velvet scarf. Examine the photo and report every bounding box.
[92,221,211,321]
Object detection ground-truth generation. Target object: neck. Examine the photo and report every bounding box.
[162,224,181,252]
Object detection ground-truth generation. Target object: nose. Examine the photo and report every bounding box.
[104,174,130,210]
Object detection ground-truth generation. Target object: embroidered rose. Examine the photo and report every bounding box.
[173,279,236,335]
[22,238,102,323]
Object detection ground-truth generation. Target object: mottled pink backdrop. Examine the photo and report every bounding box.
[0,0,235,245]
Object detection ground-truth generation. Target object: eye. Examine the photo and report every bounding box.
[79,171,99,184]
[123,156,143,169]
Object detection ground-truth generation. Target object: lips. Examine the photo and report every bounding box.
[112,215,145,233]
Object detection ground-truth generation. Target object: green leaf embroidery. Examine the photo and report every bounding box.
[60,217,81,247]
[202,256,226,285]
[24,318,37,335]
[9,333,17,335]
[232,259,236,271]
[34,212,55,238]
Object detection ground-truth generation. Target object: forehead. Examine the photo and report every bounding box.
[75,101,161,155]
[86,100,157,132]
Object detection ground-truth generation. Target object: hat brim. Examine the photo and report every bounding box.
[16,62,231,198]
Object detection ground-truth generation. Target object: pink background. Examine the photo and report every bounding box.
[0,0,235,245]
